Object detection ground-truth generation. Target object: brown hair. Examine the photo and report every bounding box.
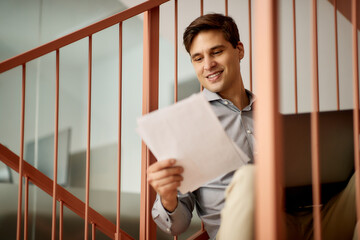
[183,13,240,53]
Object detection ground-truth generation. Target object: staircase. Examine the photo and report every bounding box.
[0,0,208,239]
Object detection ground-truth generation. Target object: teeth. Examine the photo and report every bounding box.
[208,72,221,78]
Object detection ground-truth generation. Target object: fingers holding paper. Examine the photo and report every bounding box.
[147,159,184,212]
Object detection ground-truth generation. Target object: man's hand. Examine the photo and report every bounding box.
[147,159,184,212]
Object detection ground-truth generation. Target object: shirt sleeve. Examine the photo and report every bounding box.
[152,192,196,236]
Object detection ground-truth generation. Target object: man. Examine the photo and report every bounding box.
[148,11,360,240]
[147,13,255,239]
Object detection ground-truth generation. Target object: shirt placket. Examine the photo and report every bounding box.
[241,113,255,162]
[222,100,254,163]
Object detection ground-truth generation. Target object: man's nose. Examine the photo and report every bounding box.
[204,57,216,71]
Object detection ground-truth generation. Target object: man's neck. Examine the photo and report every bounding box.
[220,90,249,110]
[218,78,249,110]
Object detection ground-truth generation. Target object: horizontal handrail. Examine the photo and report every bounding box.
[0,143,133,240]
[0,0,169,74]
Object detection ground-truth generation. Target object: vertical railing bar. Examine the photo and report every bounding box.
[293,0,298,113]
[334,0,340,110]
[140,13,148,240]
[174,0,178,103]
[116,21,123,240]
[52,48,60,240]
[254,0,283,239]
[140,97,147,236]
[146,8,159,237]
[140,7,160,240]
[200,0,204,16]
[248,0,253,92]
[24,176,29,240]
[17,63,26,240]
[351,0,360,239]
[311,0,322,239]
[200,0,204,91]
[225,0,228,16]
[92,223,96,240]
[140,142,147,238]
[85,35,93,240]
[59,201,63,240]
[173,2,181,235]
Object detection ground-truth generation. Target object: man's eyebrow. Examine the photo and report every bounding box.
[190,53,201,59]
[210,44,226,50]
[190,45,226,59]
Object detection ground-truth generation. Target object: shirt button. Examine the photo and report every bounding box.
[246,129,252,134]
[223,100,229,105]
[166,228,171,232]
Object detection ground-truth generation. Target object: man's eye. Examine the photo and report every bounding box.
[213,50,223,55]
[193,57,202,62]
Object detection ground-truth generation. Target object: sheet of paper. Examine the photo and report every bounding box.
[136,93,249,193]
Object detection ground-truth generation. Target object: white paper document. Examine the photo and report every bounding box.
[136,93,249,193]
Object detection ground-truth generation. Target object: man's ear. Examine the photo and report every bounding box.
[237,41,244,61]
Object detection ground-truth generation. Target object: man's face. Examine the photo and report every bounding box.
[189,30,244,96]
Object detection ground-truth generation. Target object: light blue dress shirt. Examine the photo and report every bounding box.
[152,88,256,239]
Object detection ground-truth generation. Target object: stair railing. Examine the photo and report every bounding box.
[0,0,210,239]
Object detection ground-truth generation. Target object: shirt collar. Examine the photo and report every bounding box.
[202,88,256,110]
[202,88,222,102]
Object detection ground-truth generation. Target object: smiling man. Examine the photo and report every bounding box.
[146,12,359,240]
[147,13,255,239]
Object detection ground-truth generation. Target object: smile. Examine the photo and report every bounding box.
[206,71,223,81]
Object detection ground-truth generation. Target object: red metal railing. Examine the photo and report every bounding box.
[292,0,298,113]
[352,0,360,239]
[0,143,131,239]
[311,1,322,239]
[115,21,123,240]
[0,0,209,239]
[51,49,60,240]
[17,63,26,240]
[0,0,359,240]
[140,7,160,240]
[0,1,173,239]
[254,1,283,239]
